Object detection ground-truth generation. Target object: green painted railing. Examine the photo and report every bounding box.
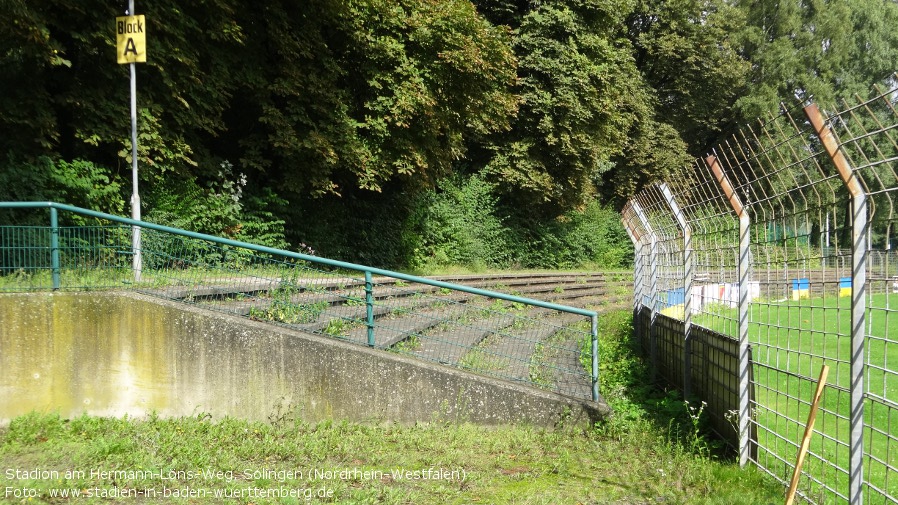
[0,201,600,401]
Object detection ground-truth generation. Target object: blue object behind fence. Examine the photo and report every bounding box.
[839,277,852,297]
[792,278,810,300]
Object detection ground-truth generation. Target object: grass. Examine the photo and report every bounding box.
[458,347,509,373]
[686,293,898,501]
[0,310,783,505]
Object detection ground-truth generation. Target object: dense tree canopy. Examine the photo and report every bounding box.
[735,0,898,119]
[483,0,652,213]
[1,0,896,267]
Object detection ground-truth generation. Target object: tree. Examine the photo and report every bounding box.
[237,0,517,197]
[0,0,246,178]
[627,0,751,153]
[483,0,657,214]
[735,0,898,120]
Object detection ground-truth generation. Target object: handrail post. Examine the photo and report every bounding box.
[365,270,375,347]
[50,207,60,290]
[591,314,600,401]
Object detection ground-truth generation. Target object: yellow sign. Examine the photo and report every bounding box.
[116,15,146,64]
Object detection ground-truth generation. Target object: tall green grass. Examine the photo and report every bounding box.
[0,309,783,504]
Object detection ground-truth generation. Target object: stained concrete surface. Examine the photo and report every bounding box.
[0,292,609,426]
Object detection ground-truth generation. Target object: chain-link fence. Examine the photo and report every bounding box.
[623,75,898,504]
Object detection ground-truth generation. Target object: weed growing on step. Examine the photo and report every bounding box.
[250,299,328,325]
[392,333,421,353]
[323,318,352,337]
[528,341,552,388]
[459,336,509,374]
[343,295,364,307]
[389,305,411,317]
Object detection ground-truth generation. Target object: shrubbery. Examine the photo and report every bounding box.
[144,162,288,251]
[403,174,510,271]
[285,173,632,271]
[1,156,632,272]
[0,155,124,224]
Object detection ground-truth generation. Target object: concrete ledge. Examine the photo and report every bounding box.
[0,292,610,427]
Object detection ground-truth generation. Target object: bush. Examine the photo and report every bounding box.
[399,174,632,271]
[142,163,288,268]
[519,201,633,269]
[403,174,511,270]
[0,155,124,224]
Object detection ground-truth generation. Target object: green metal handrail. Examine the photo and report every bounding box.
[0,201,600,401]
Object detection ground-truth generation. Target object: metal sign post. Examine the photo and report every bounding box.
[116,2,146,281]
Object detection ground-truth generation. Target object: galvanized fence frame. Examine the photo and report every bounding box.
[623,76,898,504]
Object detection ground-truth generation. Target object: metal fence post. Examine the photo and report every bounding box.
[50,207,60,290]
[707,154,752,468]
[633,200,659,381]
[805,103,866,505]
[621,213,644,347]
[660,183,693,398]
[592,314,599,402]
[365,270,375,347]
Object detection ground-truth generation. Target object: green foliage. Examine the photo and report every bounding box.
[0,0,246,173]
[627,0,750,153]
[323,317,351,337]
[604,119,691,205]
[735,0,898,120]
[3,411,67,445]
[239,0,516,196]
[394,175,635,271]
[250,280,328,325]
[125,108,198,181]
[3,0,894,270]
[504,199,634,269]
[594,310,733,461]
[1,410,783,504]
[484,0,651,214]
[0,156,124,224]
[286,190,412,269]
[404,174,510,270]
[460,346,509,373]
[49,159,125,219]
[144,162,287,249]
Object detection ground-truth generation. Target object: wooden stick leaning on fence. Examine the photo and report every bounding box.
[785,364,830,505]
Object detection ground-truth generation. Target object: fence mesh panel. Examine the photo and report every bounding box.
[624,75,898,503]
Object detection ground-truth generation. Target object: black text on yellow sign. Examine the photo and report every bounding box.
[116,15,146,64]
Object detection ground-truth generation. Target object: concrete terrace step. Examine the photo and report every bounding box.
[141,270,630,307]
[346,303,469,348]
[473,311,586,384]
[409,311,521,367]
[184,271,628,318]
[135,271,633,400]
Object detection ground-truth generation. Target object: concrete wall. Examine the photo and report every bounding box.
[635,306,754,452]
[0,292,608,427]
